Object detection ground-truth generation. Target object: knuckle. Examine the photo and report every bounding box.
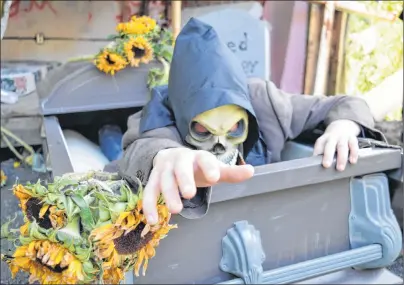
[337,141,348,149]
[174,169,189,182]
[324,141,335,152]
[197,150,216,162]
[197,149,213,157]
[349,137,359,146]
[176,148,196,160]
[316,135,327,144]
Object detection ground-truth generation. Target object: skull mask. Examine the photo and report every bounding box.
[185,104,249,165]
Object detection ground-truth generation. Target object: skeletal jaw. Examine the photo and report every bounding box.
[216,149,239,165]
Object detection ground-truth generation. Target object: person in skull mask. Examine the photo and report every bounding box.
[116,18,384,225]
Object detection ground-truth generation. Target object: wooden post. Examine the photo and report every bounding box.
[334,12,348,95]
[313,1,335,95]
[171,1,182,41]
[307,0,397,22]
[304,4,323,94]
[327,10,347,95]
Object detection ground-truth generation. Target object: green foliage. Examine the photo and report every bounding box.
[344,1,403,120]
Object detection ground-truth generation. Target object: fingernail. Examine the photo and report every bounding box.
[337,164,344,171]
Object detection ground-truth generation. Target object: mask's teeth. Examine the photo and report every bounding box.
[230,150,238,165]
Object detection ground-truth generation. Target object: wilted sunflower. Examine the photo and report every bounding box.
[13,184,67,230]
[90,201,177,277]
[5,240,86,284]
[3,171,177,284]
[131,15,157,33]
[124,36,154,67]
[94,50,127,75]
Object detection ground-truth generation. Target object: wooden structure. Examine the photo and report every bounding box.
[303,1,401,95]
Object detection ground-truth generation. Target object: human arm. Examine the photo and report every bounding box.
[117,110,254,225]
[263,80,385,170]
[117,111,184,186]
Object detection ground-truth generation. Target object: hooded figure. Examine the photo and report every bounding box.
[140,18,261,165]
[117,18,384,219]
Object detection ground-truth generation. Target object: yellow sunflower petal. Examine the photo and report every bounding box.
[126,212,137,228]
[13,184,32,200]
[98,243,115,259]
[134,248,146,277]
[141,223,151,238]
[67,260,85,281]
[145,243,156,258]
[142,258,149,276]
[9,264,20,278]
[27,241,37,255]
[90,224,115,241]
[11,257,31,269]
[13,246,29,258]
[19,222,29,236]
[115,211,131,225]
[39,204,50,218]
[48,247,64,266]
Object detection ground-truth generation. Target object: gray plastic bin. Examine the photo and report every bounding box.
[37,62,403,285]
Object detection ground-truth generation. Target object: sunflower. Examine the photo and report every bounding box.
[131,15,157,33]
[116,21,149,35]
[90,201,177,277]
[3,171,176,284]
[94,50,128,75]
[124,36,154,67]
[5,240,86,284]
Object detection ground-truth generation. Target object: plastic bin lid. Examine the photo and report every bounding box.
[38,61,162,115]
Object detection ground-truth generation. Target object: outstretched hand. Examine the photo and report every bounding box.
[313,119,361,171]
[143,148,254,225]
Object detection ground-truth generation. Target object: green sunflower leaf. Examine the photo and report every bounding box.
[1,213,17,240]
[70,194,96,231]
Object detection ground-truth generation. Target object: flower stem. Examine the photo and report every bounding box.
[67,55,96,63]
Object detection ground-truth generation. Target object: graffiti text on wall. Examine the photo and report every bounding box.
[9,0,58,18]
[9,0,95,22]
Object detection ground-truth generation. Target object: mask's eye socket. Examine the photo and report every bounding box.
[190,122,212,140]
[227,120,246,138]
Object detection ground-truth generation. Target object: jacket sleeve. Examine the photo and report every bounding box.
[266,81,386,142]
[117,110,213,220]
[117,111,184,185]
